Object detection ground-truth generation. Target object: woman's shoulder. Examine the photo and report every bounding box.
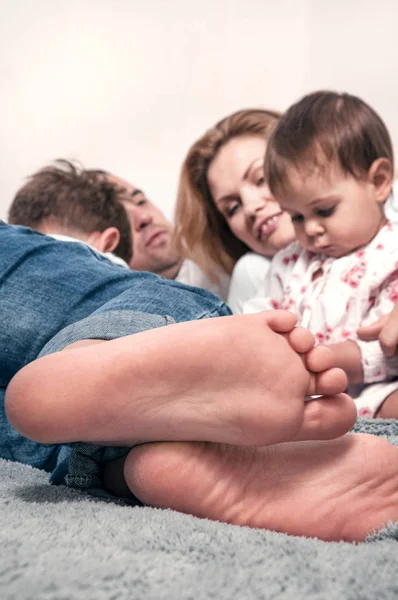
[228,253,271,314]
[232,252,271,275]
[229,253,271,294]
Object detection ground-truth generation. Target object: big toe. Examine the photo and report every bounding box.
[294,393,357,441]
[307,367,348,396]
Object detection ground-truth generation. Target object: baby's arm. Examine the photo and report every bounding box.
[329,274,398,384]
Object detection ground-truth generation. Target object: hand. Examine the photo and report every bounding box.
[327,340,363,384]
[357,304,398,357]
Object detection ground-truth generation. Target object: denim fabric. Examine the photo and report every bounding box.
[0,222,231,469]
[38,312,176,357]
[58,443,135,503]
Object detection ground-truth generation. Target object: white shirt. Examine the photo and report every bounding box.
[228,253,271,314]
[176,259,230,301]
[49,234,129,268]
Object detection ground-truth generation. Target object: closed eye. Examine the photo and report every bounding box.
[291,214,304,223]
[316,206,335,218]
[226,202,240,218]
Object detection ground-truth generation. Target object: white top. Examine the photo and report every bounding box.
[49,234,129,268]
[176,258,230,301]
[228,253,271,314]
[244,223,398,384]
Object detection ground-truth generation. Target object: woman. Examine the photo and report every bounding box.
[175,109,295,312]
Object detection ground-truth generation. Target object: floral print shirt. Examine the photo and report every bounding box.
[243,223,398,384]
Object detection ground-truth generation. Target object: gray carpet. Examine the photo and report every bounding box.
[2,421,398,600]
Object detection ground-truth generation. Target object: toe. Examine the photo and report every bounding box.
[305,345,334,372]
[307,367,348,396]
[288,326,315,354]
[262,310,297,333]
[294,393,357,441]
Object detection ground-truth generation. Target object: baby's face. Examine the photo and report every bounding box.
[275,164,387,258]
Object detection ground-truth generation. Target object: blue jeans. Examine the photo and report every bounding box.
[0,222,231,469]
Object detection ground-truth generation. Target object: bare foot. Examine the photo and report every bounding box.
[123,434,398,542]
[6,310,355,447]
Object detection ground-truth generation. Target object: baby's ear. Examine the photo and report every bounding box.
[95,227,121,254]
[368,158,393,203]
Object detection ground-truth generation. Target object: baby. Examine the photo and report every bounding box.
[244,90,398,418]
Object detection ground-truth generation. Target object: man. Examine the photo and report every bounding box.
[8,161,132,267]
[91,171,230,299]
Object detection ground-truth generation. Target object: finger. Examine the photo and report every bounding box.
[379,323,398,357]
[357,315,388,341]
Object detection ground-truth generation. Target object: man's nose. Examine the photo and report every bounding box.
[132,207,152,231]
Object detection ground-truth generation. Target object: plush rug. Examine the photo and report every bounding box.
[2,419,398,600]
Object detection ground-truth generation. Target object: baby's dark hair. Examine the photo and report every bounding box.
[8,160,132,263]
[265,91,394,195]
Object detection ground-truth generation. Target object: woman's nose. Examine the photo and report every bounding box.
[241,188,269,217]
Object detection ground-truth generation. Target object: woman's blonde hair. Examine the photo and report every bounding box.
[174,108,281,279]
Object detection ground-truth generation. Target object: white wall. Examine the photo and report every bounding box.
[1,0,397,221]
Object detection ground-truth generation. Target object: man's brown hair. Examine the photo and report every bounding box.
[265,91,394,195]
[8,160,132,263]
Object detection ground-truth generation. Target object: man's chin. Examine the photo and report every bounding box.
[155,257,183,280]
[129,255,183,279]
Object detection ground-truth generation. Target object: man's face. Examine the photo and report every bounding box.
[106,175,182,276]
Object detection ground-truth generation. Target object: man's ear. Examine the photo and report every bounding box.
[368,158,394,203]
[88,227,120,254]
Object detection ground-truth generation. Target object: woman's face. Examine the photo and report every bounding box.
[207,135,295,256]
